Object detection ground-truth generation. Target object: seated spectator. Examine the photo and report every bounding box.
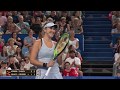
[111,22,120,34]
[7,55,20,70]
[0,11,7,28]
[33,11,46,23]
[46,17,54,23]
[68,27,79,50]
[1,44,8,61]
[114,45,120,63]
[22,30,36,56]
[62,62,78,77]
[17,15,30,34]
[19,60,25,70]
[59,17,70,35]
[64,50,83,76]
[24,46,32,57]
[0,32,5,42]
[4,38,18,56]
[71,17,83,34]
[24,56,33,70]
[111,11,120,28]
[0,37,5,55]
[11,32,22,47]
[47,11,59,23]
[4,16,21,34]
[60,11,71,24]
[73,11,83,21]
[110,37,120,53]
[21,11,31,24]
[14,47,24,62]
[113,45,120,76]
[66,45,83,62]
[0,61,11,76]
[30,16,42,34]
[11,11,19,23]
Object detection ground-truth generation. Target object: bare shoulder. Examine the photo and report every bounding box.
[33,39,41,47]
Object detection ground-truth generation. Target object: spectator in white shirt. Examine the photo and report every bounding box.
[64,50,83,76]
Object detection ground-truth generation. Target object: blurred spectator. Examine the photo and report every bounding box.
[111,11,120,28]
[60,11,71,24]
[14,47,24,62]
[66,45,83,62]
[11,32,22,47]
[0,11,7,27]
[4,16,21,34]
[4,38,18,56]
[11,11,19,23]
[0,38,5,56]
[46,17,54,23]
[22,30,36,55]
[24,56,33,70]
[114,45,120,62]
[62,62,78,77]
[17,15,30,34]
[0,32,5,44]
[30,16,42,34]
[24,45,32,57]
[113,46,120,76]
[110,37,120,53]
[1,44,8,61]
[0,61,11,76]
[33,11,46,23]
[111,22,120,34]
[68,27,79,50]
[73,11,83,20]
[7,55,20,70]
[108,11,113,21]
[47,11,59,23]
[59,17,70,35]
[64,50,83,76]
[19,60,25,70]
[21,11,31,24]
[71,17,83,34]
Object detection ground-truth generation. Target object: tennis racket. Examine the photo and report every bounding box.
[43,33,69,79]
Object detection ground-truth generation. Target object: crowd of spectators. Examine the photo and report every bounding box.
[0,11,84,77]
[109,11,120,76]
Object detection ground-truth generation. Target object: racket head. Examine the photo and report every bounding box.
[53,33,69,60]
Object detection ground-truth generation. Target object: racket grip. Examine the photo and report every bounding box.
[45,67,52,76]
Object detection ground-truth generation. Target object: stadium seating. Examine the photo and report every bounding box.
[82,11,114,76]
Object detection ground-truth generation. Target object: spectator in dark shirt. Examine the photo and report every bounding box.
[47,11,59,23]
[30,16,42,34]
[8,55,20,70]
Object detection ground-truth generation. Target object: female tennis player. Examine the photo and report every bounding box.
[30,22,63,79]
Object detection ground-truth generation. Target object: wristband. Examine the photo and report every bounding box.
[43,63,47,67]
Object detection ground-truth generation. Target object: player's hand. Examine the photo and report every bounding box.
[47,60,55,67]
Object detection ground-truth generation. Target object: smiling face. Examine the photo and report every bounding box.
[64,62,71,70]
[44,26,56,38]
[7,16,13,23]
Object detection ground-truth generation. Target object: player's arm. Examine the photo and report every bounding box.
[30,39,44,67]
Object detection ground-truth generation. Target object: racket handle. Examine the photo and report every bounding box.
[45,67,52,76]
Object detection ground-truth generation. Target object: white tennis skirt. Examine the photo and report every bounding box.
[35,68,63,79]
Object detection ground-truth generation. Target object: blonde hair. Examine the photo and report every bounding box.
[7,38,14,43]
